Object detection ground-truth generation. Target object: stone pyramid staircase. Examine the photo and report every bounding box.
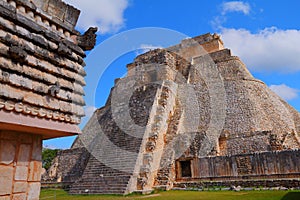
[69,121,144,194]
[69,154,133,194]
[69,107,144,194]
[69,81,178,194]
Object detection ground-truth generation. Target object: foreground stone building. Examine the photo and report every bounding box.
[0,0,96,199]
[45,33,300,194]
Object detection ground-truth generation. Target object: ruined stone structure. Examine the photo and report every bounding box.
[0,0,96,199]
[45,33,300,194]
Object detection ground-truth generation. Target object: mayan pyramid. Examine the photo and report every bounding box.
[54,33,300,194]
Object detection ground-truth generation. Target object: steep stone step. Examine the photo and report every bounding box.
[69,83,169,194]
[69,141,139,194]
[69,161,136,193]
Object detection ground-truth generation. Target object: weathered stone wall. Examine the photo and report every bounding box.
[0,0,87,126]
[0,130,42,200]
[0,0,96,199]
[42,147,90,184]
[174,179,300,189]
[176,150,300,182]
[151,35,300,191]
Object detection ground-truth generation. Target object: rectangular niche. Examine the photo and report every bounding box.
[179,160,192,178]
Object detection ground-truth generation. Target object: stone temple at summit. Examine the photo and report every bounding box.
[45,33,300,194]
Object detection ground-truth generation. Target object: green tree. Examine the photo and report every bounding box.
[42,148,59,170]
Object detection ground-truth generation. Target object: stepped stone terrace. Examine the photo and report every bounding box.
[44,33,300,194]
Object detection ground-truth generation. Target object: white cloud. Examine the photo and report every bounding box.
[140,44,163,51]
[84,105,97,118]
[212,1,251,29]
[211,16,226,30]
[65,0,129,34]
[269,84,299,101]
[221,1,251,15]
[220,27,300,72]
[136,44,163,55]
[42,144,59,149]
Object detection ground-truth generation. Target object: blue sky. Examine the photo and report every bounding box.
[43,0,300,149]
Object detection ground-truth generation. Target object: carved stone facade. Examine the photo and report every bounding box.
[0,0,96,199]
[45,33,300,194]
[0,131,42,200]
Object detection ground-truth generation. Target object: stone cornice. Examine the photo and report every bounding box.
[3,0,80,34]
[0,98,81,124]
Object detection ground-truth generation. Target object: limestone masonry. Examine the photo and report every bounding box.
[0,0,96,199]
[45,33,300,194]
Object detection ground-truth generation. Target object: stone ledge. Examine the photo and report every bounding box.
[0,109,81,139]
[0,25,85,77]
[0,67,85,105]
[0,58,85,95]
[0,45,86,87]
[0,4,85,57]
[0,99,81,124]
[4,0,80,33]
[0,83,85,118]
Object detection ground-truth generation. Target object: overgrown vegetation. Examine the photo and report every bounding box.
[42,148,59,170]
[40,189,300,200]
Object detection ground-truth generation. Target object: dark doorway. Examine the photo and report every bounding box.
[180,160,192,178]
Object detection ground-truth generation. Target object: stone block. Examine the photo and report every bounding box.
[31,137,42,161]
[17,144,31,166]
[59,78,73,91]
[23,93,44,108]
[15,166,28,181]
[0,196,10,200]
[73,82,85,95]
[0,41,9,56]
[0,16,14,31]
[47,0,66,19]
[0,84,24,101]
[12,193,26,200]
[64,4,80,26]
[32,81,48,94]
[26,55,38,66]
[28,182,41,200]
[31,0,49,11]
[0,29,6,37]
[15,25,30,37]
[9,74,32,90]
[43,96,60,110]
[0,165,13,195]
[74,94,86,105]
[0,57,11,71]
[28,161,42,181]
[58,101,72,113]
[13,182,28,193]
[0,131,18,140]
[19,133,32,144]
[0,140,16,165]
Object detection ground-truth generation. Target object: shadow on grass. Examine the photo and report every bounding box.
[281,192,300,200]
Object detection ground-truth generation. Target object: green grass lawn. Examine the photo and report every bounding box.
[40,189,300,200]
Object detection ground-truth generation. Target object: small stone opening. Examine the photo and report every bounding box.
[148,70,157,82]
[180,160,191,178]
